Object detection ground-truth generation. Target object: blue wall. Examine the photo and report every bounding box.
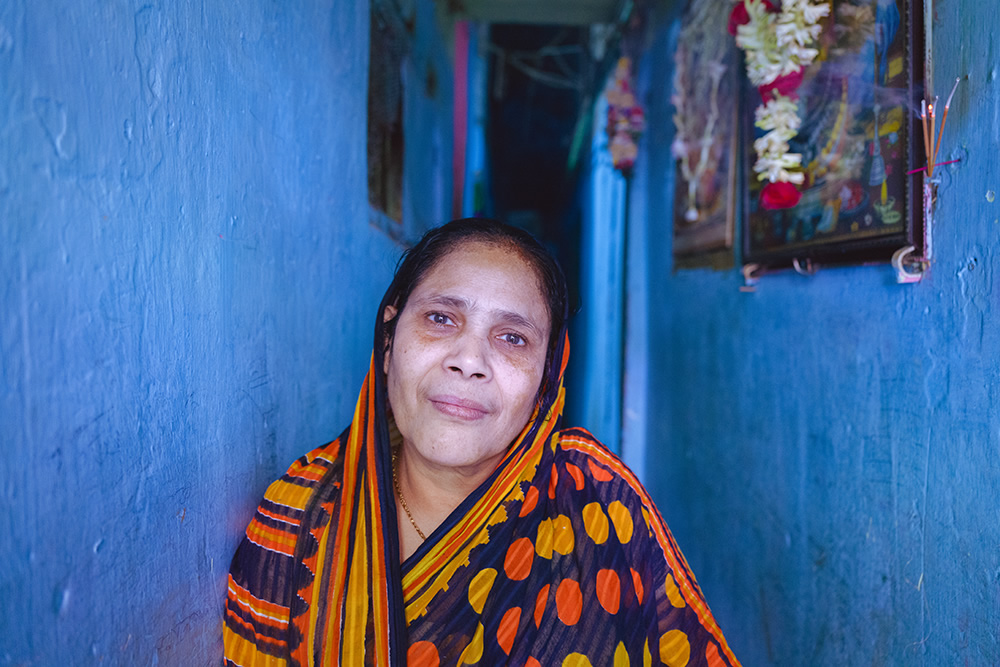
[633,2,999,665]
[0,1,453,663]
[567,96,629,455]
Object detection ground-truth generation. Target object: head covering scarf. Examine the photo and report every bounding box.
[224,262,739,667]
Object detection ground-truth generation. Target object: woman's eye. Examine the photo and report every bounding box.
[502,333,525,347]
[428,312,453,326]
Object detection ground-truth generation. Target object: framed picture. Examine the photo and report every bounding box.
[741,0,924,270]
[672,0,739,266]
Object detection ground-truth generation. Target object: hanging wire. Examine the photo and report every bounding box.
[487,43,586,91]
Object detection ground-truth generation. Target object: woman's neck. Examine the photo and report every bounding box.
[393,442,501,561]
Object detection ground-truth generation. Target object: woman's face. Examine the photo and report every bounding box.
[384,241,551,474]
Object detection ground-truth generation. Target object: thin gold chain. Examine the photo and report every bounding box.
[391,448,427,541]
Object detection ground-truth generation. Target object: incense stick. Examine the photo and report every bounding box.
[927,96,939,176]
[906,159,961,175]
[920,99,932,176]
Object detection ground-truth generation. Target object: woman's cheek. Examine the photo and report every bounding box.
[500,345,545,379]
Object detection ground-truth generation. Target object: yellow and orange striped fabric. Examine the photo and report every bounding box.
[224,338,740,666]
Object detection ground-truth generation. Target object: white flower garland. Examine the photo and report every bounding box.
[753,96,804,183]
[734,0,830,185]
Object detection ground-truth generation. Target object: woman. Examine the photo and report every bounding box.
[224,219,739,666]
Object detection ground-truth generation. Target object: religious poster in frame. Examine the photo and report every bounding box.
[736,0,924,270]
[671,0,739,267]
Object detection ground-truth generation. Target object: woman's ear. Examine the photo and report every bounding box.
[382,305,398,374]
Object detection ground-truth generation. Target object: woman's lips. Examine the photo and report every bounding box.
[429,395,489,420]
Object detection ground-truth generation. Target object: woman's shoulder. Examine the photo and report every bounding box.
[552,428,717,616]
[259,434,345,506]
[228,434,346,584]
[237,435,347,557]
[553,427,648,501]
[550,427,670,548]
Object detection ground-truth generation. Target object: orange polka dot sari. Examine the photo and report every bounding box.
[224,331,740,666]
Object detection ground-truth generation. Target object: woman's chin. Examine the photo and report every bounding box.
[408,435,508,476]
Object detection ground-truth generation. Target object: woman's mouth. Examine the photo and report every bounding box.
[429,395,489,420]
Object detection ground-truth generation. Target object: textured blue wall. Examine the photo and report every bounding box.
[0,1,452,663]
[634,2,999,665]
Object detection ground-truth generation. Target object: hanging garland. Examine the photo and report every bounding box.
[606,57,646,173]
[729,0,830,209]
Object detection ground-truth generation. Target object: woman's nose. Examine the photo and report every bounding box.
[444,331,490,379]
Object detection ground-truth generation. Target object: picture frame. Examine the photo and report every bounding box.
[741,0,925,270]
[671,0,739,267]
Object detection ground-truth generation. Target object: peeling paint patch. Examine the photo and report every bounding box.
[33,97,76,160]
[133,6,169,105]
[53,585,71,616]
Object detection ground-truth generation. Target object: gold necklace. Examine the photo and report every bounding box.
[391,448,427,541]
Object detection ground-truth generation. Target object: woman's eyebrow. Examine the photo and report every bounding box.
[493,310,543,337]
[416,294,470,311]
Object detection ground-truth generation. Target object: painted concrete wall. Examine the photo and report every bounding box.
[0,1,452,663]
[634,2,999,665]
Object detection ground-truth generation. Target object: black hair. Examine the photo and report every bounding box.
[375,218,568,392]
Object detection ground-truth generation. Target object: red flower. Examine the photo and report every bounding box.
[728,0,779,36]
[758,68,804,101]
[760,181,802,209]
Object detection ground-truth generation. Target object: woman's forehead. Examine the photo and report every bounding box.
[410,242,550,329]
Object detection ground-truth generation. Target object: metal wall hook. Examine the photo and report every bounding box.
[792,258,818,276]
[740,263,762,292]
[892,245,927,283]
